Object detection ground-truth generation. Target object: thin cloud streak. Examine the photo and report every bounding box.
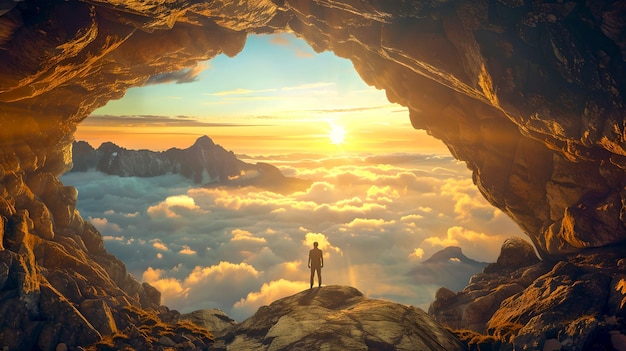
[82,115,266,128]
[281,82,335,91]
[205,88,278,96]
[145,63,209,85]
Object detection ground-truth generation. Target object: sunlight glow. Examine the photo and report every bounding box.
[328,123,346,145]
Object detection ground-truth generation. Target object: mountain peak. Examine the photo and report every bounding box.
[191,135,215,148]
[423,246,478,264]
[409,246,488,292]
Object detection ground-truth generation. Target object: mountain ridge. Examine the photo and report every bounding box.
[409,246,488,292]
[70,135,311,193]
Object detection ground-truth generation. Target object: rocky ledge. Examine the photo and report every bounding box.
[429,238,626,351]
[212,285,466,351]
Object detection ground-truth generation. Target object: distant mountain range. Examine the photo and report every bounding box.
[408,246,488,292]
[70,135,311,193]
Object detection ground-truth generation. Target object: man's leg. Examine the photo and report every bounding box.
[310,268,315,289]
[317,267,322,287]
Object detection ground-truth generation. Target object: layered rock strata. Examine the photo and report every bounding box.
[0,0,625,349]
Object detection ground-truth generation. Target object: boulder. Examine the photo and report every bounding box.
[180,308,237,335]
[219,285,466,351]
[79,299,118,336]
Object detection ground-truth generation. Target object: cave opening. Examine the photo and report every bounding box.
[59,31,527,320]
[2,1,626,348]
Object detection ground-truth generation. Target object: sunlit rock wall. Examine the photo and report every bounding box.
[0,0,624,277]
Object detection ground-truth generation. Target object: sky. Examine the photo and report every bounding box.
[65,33,528,321]
[78,33,448,155]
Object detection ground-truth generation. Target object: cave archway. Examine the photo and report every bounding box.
[2,1,624,259]
[1,1,625,349]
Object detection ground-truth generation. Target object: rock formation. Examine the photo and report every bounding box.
[430,237,626,350]
[70,135,311,192]
[180,309,238,336]
[0,160,215,349]
[0,0,625,349]
[212,285,467,351]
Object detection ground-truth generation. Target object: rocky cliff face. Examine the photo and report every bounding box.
[70,135,311,192]
[0,0,625,349]
[0,157,215,349]
[430,238,626,350]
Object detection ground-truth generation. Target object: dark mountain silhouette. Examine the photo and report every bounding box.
[408,246,488,292]
[71,135,311,193]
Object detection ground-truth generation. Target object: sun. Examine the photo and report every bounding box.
[328,123,347,145]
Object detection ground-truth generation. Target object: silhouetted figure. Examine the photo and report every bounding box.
[308,242,323,288]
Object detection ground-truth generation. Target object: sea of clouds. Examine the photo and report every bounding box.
[60,153,525,321]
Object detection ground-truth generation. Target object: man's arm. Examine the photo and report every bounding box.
[321,251,324,268]
[308,251,311,268]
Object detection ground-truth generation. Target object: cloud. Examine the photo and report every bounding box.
[61,152,526,321]
[231,229,267,244]
[89,217,122,233]
[147,195,201,218]
[307,106,391,114]
[83,114,241,128]
[233,279,309,317]
[179,245,197,255]
[269,34,314,58]
[145,63,208,85]
[142,267,187,297]
[152,240,169,251]
[281,82,335,91]
[409,248,424,260]
[303,232,342,257]
[295,49,314,58]
[270,35,290,46]
[205,88,278,96]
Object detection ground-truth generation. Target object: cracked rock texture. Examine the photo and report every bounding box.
[0,0,625,349]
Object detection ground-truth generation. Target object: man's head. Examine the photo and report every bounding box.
[313,242,318,248]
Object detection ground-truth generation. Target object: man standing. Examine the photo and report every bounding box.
[308,242,323,289]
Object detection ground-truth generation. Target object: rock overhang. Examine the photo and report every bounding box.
[0,0,625,258]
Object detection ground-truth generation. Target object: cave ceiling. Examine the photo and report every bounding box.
[0,0,624,259]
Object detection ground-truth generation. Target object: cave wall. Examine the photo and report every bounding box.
[2,0,623,259]
[0,0,624,348]
[0,0,625,300]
